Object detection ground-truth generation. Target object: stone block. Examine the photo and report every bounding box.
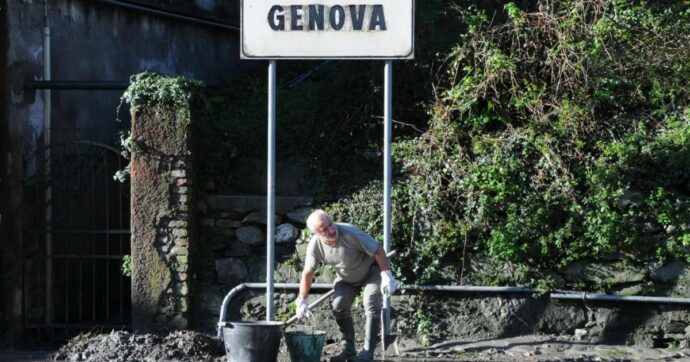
[171,169,186,178]
[172,228,188,238]
[242,211,280,225]
[171,315,188,329]
[172,186,188,194]
[197,286,225,316]
[236,226,263,245]
[174,159,187,169]
[202,218,215,227]
[275,223,299,243]
[286,207,312,225]
[171,246,188,256]
[175,282,189,296]
[175,273,188,282]
[650,261,688,282]
[226,241,251,257]
[176,255,189,265]
[168,220,188,228]
[216,258,249,285]
[178,298,189,312]
[203,194,313,214]
[217,219,242,228]
[156,234,171,245]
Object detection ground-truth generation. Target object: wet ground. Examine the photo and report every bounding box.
[2,332,689,361]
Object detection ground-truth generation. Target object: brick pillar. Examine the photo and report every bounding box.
[130,108,192,331]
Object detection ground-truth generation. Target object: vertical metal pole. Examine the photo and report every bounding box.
[383,60,393,333]
[266,60,276,321]
[43,3,53,326]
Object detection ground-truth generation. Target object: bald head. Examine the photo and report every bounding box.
[306,209,338,244]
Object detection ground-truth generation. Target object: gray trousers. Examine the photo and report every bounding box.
[332,263,382,319]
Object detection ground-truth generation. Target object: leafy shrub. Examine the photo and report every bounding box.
[327,0,690,283]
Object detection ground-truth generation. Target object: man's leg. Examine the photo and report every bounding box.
[357,266,382,362]
[330,278,357,362]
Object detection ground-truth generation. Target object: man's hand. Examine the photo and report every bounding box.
[380,270,398,297]
[295,297,312,319]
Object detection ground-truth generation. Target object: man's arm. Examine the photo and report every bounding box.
[298,269,315,299]
[374,245,390,272]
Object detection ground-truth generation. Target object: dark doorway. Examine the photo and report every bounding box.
[23,133,131,342]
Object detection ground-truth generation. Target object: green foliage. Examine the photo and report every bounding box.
[120,72,206,128]
[121,255,131,278]
[324,0,690,284]
[115,72,209,181]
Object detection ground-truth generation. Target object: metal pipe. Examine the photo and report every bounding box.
[23,80,226,91]
[95,0,239,32]
[25,80,130,90]
[266,60,277,321]
[401,285,542,293]
[551,292,690,305]
[383,60,393,335]
[217,283,690,337]
[217,283,334,337]
[43,2,53,326]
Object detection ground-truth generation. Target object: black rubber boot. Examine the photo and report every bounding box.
[330,316,357,362]
[355,315,380,362]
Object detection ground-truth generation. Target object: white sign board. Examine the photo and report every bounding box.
[241,0,414,59]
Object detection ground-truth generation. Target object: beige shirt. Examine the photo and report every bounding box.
[304,223,379,283]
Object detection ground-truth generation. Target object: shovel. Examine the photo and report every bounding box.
[380,291,399,357]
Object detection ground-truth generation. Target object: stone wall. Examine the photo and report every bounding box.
[130,109,193,331]
[190,193,315,331]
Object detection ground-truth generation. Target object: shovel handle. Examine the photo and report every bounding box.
[284,250,397,328]
[284,289,335,327]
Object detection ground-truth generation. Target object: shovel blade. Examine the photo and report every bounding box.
[380,307,399,357]
[382,333,397,350]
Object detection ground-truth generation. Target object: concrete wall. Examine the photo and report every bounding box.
[1,0,248,345]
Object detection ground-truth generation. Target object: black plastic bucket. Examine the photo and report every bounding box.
[284,331,326,362]
[222,321,284,362]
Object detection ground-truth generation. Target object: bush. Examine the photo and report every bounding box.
[328,0,690,284]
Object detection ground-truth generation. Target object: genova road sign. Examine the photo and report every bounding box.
[241,0,414,59]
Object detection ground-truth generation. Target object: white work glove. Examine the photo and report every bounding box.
[380,270,398,297]
[295,297,312,319]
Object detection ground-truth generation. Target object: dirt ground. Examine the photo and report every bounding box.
[1,331,688,361]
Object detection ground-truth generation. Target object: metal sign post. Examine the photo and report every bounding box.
[241,0,414,323]
[266,60,277,321]
[383,60,393,334]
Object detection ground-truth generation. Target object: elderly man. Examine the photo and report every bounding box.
[295,210,397,362]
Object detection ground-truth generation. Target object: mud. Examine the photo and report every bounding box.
[52,330,225,361]
[2,332,687,361]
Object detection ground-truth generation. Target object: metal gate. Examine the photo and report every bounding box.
[23,136,131,341]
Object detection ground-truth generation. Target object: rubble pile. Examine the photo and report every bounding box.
[53,330,225,362]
